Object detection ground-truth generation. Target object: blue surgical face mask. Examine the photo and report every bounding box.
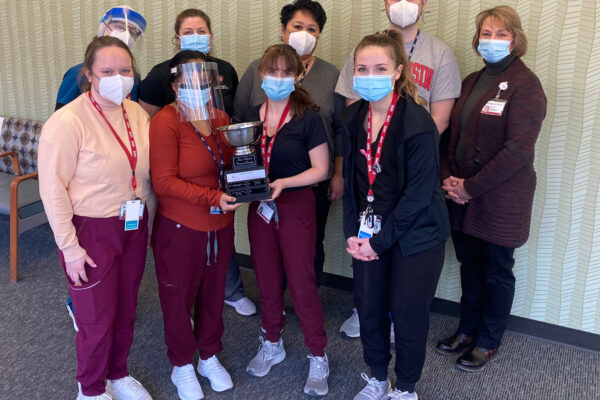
[477,39,512,63]
[261,76,296,101]
[353,74,394,102]
[177,87,211,120]
[180,34,211,54]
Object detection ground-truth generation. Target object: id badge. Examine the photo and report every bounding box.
[373,215,382,234]
[124,199,142,231]
[210,206,226,215]
[358,213,375,239]
[481,99,507,116]
[257,200,276,224]
[120,202,144,220]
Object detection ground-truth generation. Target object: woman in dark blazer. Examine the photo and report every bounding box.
[437,5,547,372]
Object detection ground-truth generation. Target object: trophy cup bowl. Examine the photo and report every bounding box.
[217,121,263,156]
[216,121,271,203]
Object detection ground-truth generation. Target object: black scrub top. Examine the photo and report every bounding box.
[354,119,401,220]
[138,55,238,117]
[244,105,327,192]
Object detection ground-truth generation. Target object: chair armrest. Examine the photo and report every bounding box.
[10,172,39,212]
[0,150,22,176]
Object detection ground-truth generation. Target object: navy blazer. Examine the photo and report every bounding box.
[342,95,450,257]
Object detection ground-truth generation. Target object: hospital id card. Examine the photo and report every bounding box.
[481,99,507,116]
[123,199,142,231]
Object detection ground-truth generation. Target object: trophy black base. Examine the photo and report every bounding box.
[225,166,271,203]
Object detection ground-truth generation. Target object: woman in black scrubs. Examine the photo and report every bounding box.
[343,31,449,400]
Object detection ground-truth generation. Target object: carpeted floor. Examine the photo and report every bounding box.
[0,218,599,400]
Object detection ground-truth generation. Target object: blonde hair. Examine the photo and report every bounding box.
[354,30,426,106]
[473,5,528,57]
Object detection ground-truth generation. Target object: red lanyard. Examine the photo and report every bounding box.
[261,100,291,175]
[365,91,399,202]
[88,91,138,193]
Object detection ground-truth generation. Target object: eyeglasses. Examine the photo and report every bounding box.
[107,21,142,39]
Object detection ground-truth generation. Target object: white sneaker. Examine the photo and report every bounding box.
[246,336,286,377]
[171,365,203,400]
[106,376,151,400]
[388,389,418,399]
[77,383,113,400]
[340,308,360,339]
[197,355,233,392]
[224,296,257,316]
[304,354,329,396]
[353,373,391,400]
[77,393,113,400]
[66,298,78,332]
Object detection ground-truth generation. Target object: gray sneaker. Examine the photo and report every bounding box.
[388,389,418,399]
[246,336,286,377]
[353,373,391,400]
[304,354,329,396]
[340,308,360,339]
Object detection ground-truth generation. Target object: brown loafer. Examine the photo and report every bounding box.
[455,346,498,372]
[435,332,473,356]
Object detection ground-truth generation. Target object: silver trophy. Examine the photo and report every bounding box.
[217,121,271,203]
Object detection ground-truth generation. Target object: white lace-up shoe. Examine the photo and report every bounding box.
[352,373,391,400]
[340,308,360,339]
[77,393,113,400]
[77,383,113,400]
[197,355,233,392]
[304,354,329,396]
[388,389,418,399]
[171,364,203,400]
[224,296,257,316]
[246,336,286,377]
[106,376,151,400]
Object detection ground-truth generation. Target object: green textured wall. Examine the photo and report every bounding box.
[1,0,598,334]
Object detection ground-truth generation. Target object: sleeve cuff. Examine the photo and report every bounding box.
[369,237,387,256]
[209,189,224,207]
[61,244,86,264]
[463,178,481,199]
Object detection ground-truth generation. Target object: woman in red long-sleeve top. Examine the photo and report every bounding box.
[149,50,240,399]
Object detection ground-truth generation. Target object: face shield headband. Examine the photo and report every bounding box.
[97,6,147,39]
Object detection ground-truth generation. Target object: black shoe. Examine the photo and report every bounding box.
[455,346,498,372]
[435,332,473,356]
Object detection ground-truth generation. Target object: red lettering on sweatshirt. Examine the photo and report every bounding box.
[409,62,434,92]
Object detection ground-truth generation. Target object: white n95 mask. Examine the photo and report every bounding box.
[99,74,134,105]
[110,29,134,50]
[389,0,420,28]
[288,31,317,56]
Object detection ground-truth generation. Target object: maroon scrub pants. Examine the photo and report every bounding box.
[248,188,327,356]
[59,213,148,396]
[152,213,234,366]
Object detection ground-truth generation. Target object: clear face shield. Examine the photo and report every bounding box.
[172,61,226,122]
[97,6,147,50]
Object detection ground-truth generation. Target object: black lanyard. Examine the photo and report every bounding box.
[407,30,420,61]
[190,123,224,189]
[298,59,312,86]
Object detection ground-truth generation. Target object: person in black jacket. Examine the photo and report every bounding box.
[343,31,449,400]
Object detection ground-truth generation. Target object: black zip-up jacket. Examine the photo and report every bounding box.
[342,95,450,257]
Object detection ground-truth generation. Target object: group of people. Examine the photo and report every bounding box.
[38,1,546,400]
